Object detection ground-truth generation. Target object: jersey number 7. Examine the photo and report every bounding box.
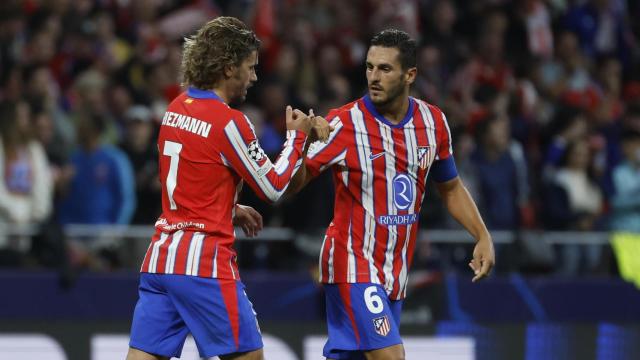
[163,140,183,210]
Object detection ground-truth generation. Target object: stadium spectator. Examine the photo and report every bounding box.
[472,113,530,230]
[548,139,605,274]
[611,129,640,233]
[542,106,589,176]
[0,100,53,226]
[563,0,635,69]
[57,113,136,225]
[119,105,161,225]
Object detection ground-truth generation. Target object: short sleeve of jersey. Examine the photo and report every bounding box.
[428,104,458,182]
[305,112,348,177]
[429,104,453,161]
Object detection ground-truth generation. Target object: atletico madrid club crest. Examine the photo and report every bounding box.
[418,146,432,170]
[373,315,391,336]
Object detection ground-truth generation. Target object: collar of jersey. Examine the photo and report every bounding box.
[362,94,415,128]
[187,87,224,102]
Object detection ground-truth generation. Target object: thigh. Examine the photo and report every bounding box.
[322,283,403,360]
[364,343,404,360]
[129,274,190,358]
[126,347,170,360]
[165,276,263,358]
[219,348,264,360]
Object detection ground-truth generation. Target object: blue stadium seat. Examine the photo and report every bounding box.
[596,323,640,360]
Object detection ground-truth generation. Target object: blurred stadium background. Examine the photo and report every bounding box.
[1,0,640,359]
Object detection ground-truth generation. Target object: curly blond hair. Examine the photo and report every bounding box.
[181,17,260,89]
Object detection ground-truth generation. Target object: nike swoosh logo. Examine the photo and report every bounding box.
[369,152,385,160]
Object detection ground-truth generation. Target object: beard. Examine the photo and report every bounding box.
[229,81,251,106]
[369,81,405,107]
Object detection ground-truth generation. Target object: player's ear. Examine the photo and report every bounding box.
[405,67,417,85]
[224,64,236,79]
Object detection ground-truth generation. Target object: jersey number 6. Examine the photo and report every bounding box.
[163,140,183,210]
[364,286,384,314]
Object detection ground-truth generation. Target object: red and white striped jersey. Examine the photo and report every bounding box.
[306,95,454,300]
[140,87,307,279]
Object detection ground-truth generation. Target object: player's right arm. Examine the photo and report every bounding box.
[220,106,312,203]
[286,112,346,196]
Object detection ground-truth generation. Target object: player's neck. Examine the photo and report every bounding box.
[211,86,230,104]
[375,95,410,125]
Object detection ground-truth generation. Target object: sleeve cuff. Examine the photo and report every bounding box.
[431,156,458,183]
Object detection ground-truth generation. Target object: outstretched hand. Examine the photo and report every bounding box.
[469,238,495,282]
[233,204,263,237]
[285,105,313,135]
[308,109,334,143]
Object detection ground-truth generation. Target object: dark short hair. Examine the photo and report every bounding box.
[181,16,261,89]
[370,29,417,70]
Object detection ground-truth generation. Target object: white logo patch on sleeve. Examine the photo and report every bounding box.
[247,140,266,162]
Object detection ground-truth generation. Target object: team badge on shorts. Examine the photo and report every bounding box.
[247,140,266,162]
[373,315,391,336]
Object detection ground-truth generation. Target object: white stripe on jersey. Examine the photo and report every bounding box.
[418,101,438,175]
[230,257,237,279]
[442,112,453,155]
[164,230,184,273]
[380,124,398,294]
[224,121,281,201]
[319,149,347,173]
[148,232,169,273]
[398,123,420,299]
[318,235,327,282]
[220,153,231,167]
[185,232,204,275]
[308,117,344,160]
[274,130,296,175]
[351,104,379,284]
[347,220,356,282]
[328,237,335,283]
[212,245,219,277]
[309,117,347,173]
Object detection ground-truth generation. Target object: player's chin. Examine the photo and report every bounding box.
[369,92,387,104]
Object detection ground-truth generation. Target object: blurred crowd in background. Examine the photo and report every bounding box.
[1,0,640,276]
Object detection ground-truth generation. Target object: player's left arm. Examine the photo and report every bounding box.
[429,104,494,281]
[435,174,494,282]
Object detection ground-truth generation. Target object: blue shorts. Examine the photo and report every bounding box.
[323,283,403,359]
[129,273,262,358]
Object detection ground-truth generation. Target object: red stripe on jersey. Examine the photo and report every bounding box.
[220,279,240,349]
[406,222,420,271]
[154,234,173,274]
[197,236,217,277]
[172,232,194,275]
